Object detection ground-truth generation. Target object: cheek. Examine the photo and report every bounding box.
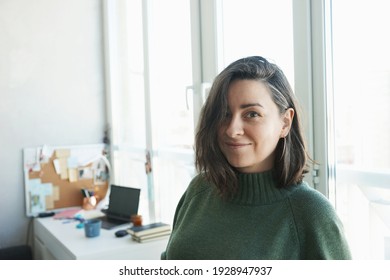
[251,124,281,144]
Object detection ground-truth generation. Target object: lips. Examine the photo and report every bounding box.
[224,142,251,149]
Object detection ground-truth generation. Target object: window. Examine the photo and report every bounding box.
[146,0,196,223]
[105,0,150,220]
[327,0,390,259]
[220,0,294,85]
[105,0,197,224]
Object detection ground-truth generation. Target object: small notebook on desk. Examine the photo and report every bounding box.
[97,185,140,230]
[127,222,171,237]
[127,222,171,243]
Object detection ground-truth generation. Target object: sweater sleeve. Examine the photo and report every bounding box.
[289,184,352,260]
[160,174,209,260]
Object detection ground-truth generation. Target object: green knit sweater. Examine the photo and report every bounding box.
[161,170,352,260]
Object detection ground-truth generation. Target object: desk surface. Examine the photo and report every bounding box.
[34,210,169,260]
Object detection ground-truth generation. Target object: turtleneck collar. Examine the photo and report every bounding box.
[230,170,294,205]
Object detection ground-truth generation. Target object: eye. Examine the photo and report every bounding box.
[244,111,261,119]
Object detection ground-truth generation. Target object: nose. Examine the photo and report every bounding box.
[224,116,244,138]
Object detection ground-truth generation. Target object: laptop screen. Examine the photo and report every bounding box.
[106,185,140,219]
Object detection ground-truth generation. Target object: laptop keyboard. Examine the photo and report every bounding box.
[99,216,131,230]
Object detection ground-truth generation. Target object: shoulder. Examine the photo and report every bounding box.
[289,182,334,210]
[170,173,213,226]
[287,182,352,259]
[172,174,213,214]
[287,182,339,223]
[183,173,213,202]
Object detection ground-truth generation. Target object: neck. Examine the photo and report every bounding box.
[230,170,292,205]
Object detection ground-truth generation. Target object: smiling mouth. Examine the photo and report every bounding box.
[225,142,251,149]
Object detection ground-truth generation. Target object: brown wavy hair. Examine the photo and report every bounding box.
[195,56,310,198]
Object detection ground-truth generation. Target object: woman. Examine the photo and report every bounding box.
[161,56,351,259]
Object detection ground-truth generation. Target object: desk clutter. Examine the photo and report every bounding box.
[34,216,170,259]
[50,208,171,243]
[127,222,171,243]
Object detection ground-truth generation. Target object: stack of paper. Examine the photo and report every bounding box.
[127,222,171,243]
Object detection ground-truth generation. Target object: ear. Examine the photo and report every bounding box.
[280,108,294,138]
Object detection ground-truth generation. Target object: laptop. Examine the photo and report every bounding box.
[97,185,141,230]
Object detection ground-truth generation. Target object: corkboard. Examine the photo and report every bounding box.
[24,144,109,217]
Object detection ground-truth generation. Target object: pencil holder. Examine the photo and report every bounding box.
[82,196,98,210]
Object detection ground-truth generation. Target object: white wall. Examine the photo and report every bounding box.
[0,0,106,249]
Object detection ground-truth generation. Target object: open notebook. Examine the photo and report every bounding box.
[97,185,140,230]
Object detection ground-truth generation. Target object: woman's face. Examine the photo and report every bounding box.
[218,79,293,173]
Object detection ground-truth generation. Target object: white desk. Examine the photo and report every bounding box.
[33,210,169,260]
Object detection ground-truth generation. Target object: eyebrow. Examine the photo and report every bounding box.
[239,103,264,109]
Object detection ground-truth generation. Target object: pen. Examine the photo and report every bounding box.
[82,188,90,198]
